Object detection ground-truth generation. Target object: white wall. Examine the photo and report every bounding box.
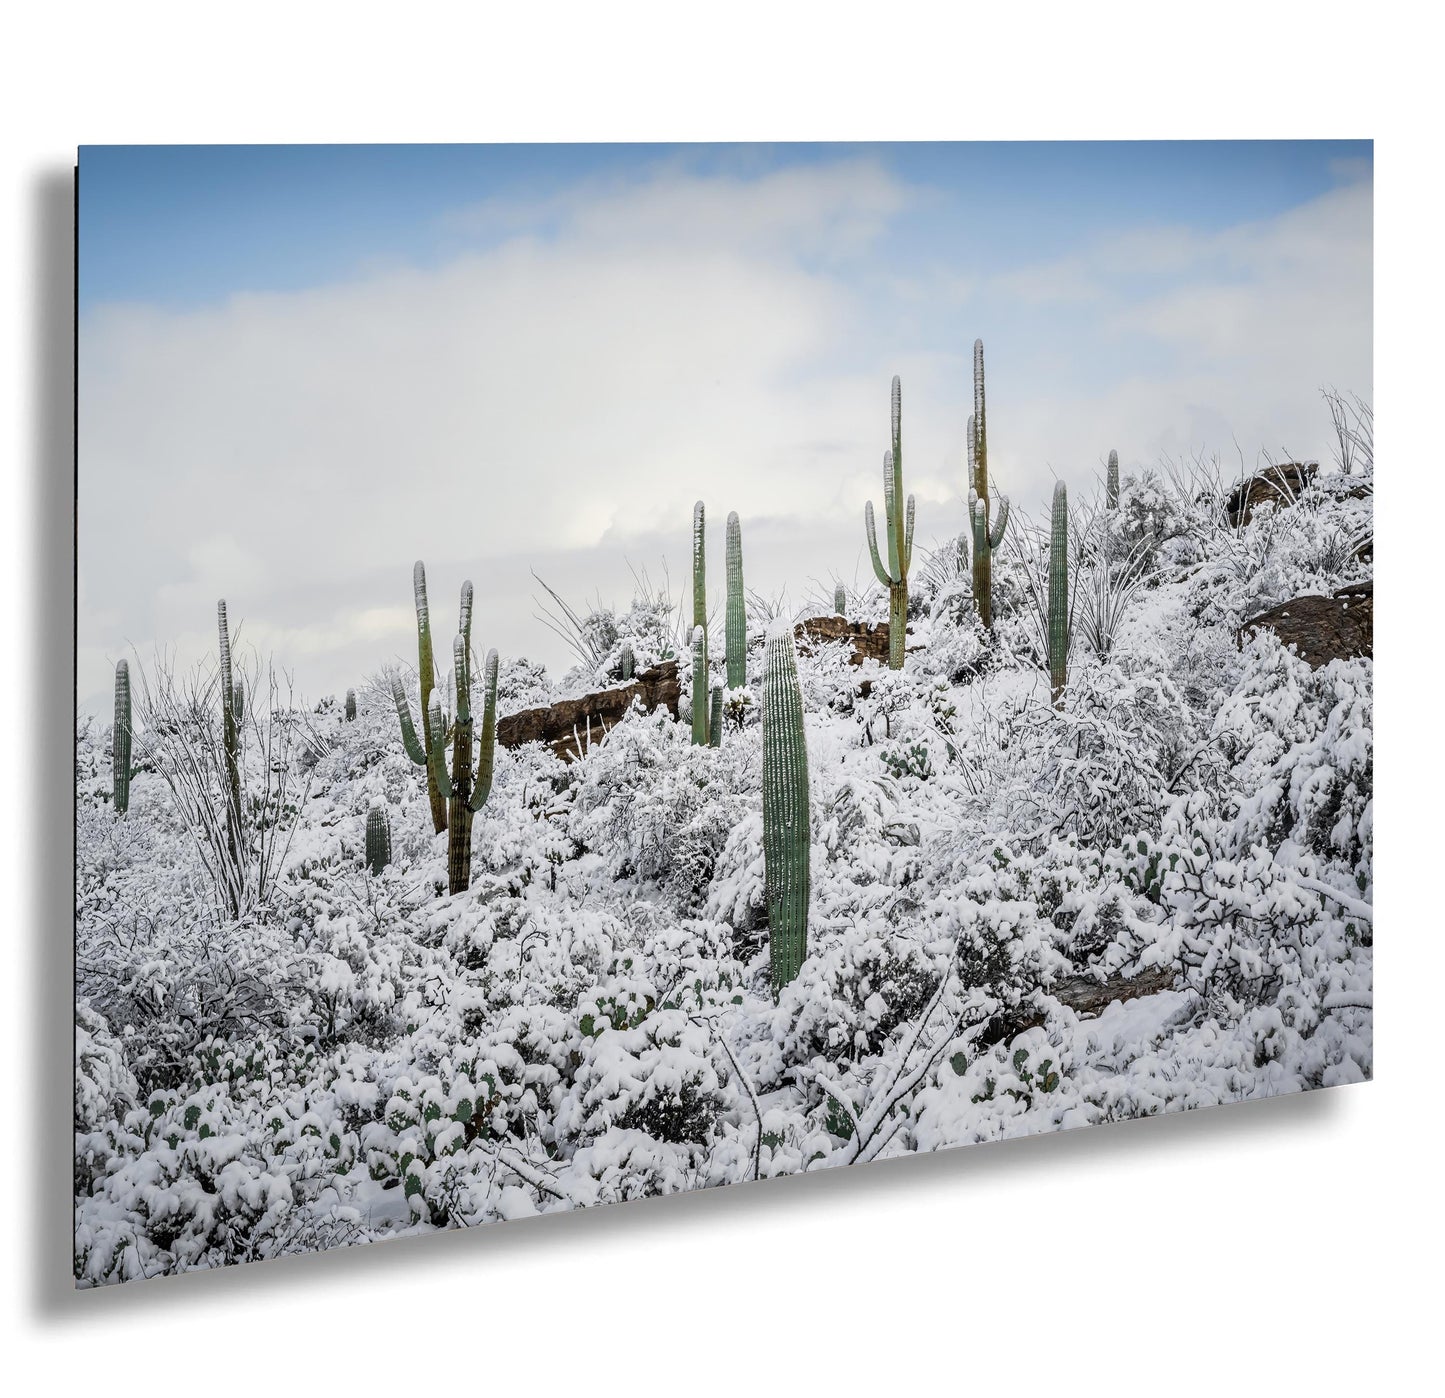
[4,5,1431,1393]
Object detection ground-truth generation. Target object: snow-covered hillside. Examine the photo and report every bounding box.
[73,451,1373,1285]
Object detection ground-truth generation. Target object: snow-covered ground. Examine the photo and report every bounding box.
[73,461,1373,1284]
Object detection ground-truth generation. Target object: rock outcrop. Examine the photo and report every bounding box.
[1225,461,1318,528]
[1240,581,1372,667]
[496,660,680,762]
[794,615,894,666]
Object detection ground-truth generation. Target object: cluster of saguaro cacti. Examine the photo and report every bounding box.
[1107,449,1120,510]
[865,376,915,669]
[968,339,1010,628]
[217,600,244,870]
[365,807,391,875]
[762,620,811,992]
[833,583,847,617]
[393,578,499,894]
[725,511,746,691]
[345,688,357,721]
[112,660,133,815]
[692,501,710,744]
[410,562,448,833]
[1049,481,1070,707]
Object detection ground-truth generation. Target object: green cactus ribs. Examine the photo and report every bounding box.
[1049,480,1070,708]
[968,339,1010,628]
[365,808,391,875]
[725,511,746,690]
[112,660,133,815]
[392,574,499,893]
[691,501,710,743]
[833,583,847,617]
[864,375,915,669]
[413,561,447,833]
[762,620,811,993]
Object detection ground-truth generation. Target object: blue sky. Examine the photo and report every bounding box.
[76,141,1372,711]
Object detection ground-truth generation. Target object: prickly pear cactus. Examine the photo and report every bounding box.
[725,511,746,689]
[762,620,811,992]
[112,660,132,816]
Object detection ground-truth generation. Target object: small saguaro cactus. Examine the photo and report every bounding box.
[1049,480,1070,708]
[762,620,811,992]
[725,511,746,690]
[1107,449,1120,510]
[365,807,391,875]
[345,688,357,721]
[865,376,915,669]
[112,660,133,815]
[691,625,710,745]
[412,561,448,834]
[968,339,1011,628]
[833,582,847,617]
[217,600,243,867]
[619,641,634,681]
[709,680,724,749]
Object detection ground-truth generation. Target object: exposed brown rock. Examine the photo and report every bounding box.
[1225,461,1318,528]
[795,614,894,666]
[1239,581,1372,668]
[496,660,680,762]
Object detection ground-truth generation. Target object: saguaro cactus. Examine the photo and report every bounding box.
[725,511,746,689]
[1107,449,1120,509]
[365,807,391,875]
[691,625,709,745]
[1049,480,1070,707]
[833,583,847,617]
[112,660,133,815]
[413,562,448,833]
[345,688,357,721]
[865,376,915,669]
[217,600,243,870]
[709,681,724,749]
[692,502,709,742]
[619,641,634,681]
[968,340,1010,627]
[763,621,811,992]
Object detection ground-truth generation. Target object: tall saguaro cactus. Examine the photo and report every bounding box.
[395,580,499,894]
[865,376,915,669]
[365,808,391,875]
[412,562,448,833]
[692,502,710,743]
[112,660,133,815]
[968,340,1010,627]
[762,621,811,992]
[1049,481,1070,708]
[725,511,746,690]
[217,600,243,872]
[1107,449,1120,509]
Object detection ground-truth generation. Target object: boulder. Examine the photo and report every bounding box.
[496,659,680,762]
[1225,460,1318,528]
[1240,581,1372,668]
[794,614,893,666]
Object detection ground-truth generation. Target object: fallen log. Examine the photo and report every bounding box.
[496,659,680,762]
[976,963,1180,1050]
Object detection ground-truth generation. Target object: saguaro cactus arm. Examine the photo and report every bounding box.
[691,624,710,745]
[467,648,499,812]
[427,693,454,799]
[414,560,447,833]
[989,494,1010,549]
[865,500,892,587]
[391,672,429,766]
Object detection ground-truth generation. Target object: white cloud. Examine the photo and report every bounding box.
[77,158,1372,713]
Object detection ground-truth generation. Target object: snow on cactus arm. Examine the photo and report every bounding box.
[762,619,811,992]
